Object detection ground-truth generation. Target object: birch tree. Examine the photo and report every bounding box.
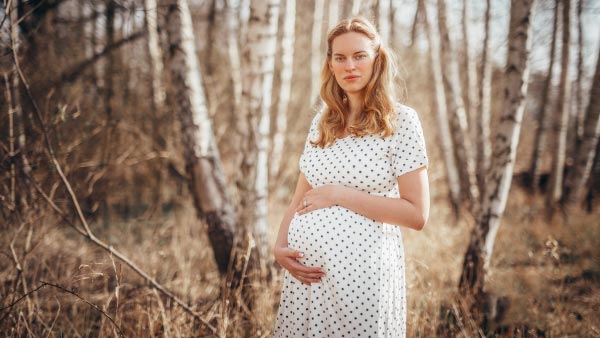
[475,0,493,199]
[271,0,295,180]
[574,0,585,143]
[437,0,479,207]
[162,0,236,275]
[529,0,559,190]
[462,0,479,155]
[328,0,339,28]
[547,0,572,211]
[563,41,600,208]
[459,0,535,319]
[144,0,166,205]
[236,0,280,271]
[225,0,243,114]
[423,0,462,214]
[409,0,426,48]
[351,0,362,16]
[310,0,324,104]
[377,0,391,44]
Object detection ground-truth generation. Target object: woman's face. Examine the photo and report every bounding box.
[329,32,376,96]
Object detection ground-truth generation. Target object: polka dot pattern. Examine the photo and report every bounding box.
[273,103,428,337]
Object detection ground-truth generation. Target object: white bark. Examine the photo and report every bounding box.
[310,0,325,103]
[378,0,391,44]
[238,0,280,265]
[226,0,243,112]
[461,0,535,298]
[483,0,534,268]
[351,0,362,16]
[437,0,479,206]
[575,0,585,141]
[271,0,295,180]
[462,0,478,154]
[144,0,166,113]
[547,0,572,208]
[476,0,493,199]
[328,0,339,29]
[564,39,600,207]
[530,0,559,189]
[423,0,462,213]
[163,0,236,274]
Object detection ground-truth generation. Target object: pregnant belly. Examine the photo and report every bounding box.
[287,206,381,270]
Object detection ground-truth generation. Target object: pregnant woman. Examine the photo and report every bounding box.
[272,17,430,337]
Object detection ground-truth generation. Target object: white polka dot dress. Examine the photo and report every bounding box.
[273,103,429,338]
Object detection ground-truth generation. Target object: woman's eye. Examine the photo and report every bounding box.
[335,57,344,62]
[356,54,366,60]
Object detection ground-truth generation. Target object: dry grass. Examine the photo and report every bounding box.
[1,185,599,337]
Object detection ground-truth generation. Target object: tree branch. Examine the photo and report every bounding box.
[56,30,145,85]
[11,30,217,335]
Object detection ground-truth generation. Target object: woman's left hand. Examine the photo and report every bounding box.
[296,185,345,215]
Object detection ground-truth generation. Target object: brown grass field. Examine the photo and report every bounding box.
[1,182,599,337]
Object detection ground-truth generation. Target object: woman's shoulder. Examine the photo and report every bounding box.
[391,102,425,138]
[393,102,420,121]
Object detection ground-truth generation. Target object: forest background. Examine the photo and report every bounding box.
[1,0,599,337]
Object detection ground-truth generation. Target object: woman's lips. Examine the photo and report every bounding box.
[344,75,360,81]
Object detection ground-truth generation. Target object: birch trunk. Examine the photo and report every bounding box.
[459,0,534,319]
[476,0,493,200]
[310,0,324,104]
[575,0,585,142]
[225,0,243,114]
[144,0,166,206]
[237,0,280,271]
[162,0,236,275]
[328,0,338,28]
[377,0,391,44]
[145,0,166,114]
[547,0,571,210]
[409,0,425,48]
[423,0,462,215]
[271,0,295,180]
[7,0,31,210]
[351,0,362,16]
[437,0,479,207]
[529,0,559,190]
[462,0,479,156]
[563,40,600,208]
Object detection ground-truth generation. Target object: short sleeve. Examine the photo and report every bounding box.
[391,106,429,177]
[299,110,322,174]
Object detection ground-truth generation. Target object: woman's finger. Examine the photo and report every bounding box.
[298,205,312,215]
[284,248,304,259]
[294,270,325,279]
[288,259,324,274]
[291,274,321,285]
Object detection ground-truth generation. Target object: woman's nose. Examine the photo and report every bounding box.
[345,59,356,71]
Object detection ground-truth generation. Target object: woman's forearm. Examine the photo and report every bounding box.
[334,186,427,230]
[274,204,296,249]
[274,173,314,249]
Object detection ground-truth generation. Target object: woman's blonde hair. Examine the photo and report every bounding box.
[313,16,398,148]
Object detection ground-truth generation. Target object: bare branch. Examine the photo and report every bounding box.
[11,34,217,335]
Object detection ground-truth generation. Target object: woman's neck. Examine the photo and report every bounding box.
[346,92,363,122]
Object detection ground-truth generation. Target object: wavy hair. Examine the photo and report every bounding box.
[312,16,398,148]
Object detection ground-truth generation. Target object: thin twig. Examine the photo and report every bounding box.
[11,34,217,335]
[0,283,45,312]
[39,281,125,338]
[44,296,60,338]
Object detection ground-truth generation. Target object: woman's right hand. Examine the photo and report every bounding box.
[274,246,325,285]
